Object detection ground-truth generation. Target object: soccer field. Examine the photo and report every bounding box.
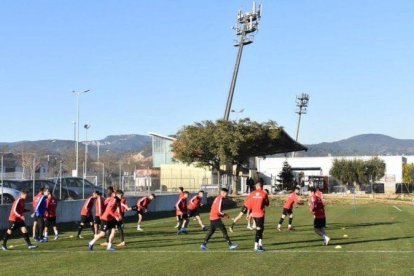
[1,198,414,276]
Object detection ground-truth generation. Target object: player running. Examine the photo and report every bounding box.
[2,190,37,251]
[277,186,303,231]
[94,190,105,235]
[246,182,269,252]
[44,190,59,241]
[200,188,238,251]
[187,190,207,231]
[229,192,256,233]
[32,186,48,242]
[176,191,189,234]
[309,187,330,245]
[175,187,184,228]
[77,192,97,238]
[132,194,156,231]
[88,190,123,251]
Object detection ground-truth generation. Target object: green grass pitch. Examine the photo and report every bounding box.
[1,198,414,275]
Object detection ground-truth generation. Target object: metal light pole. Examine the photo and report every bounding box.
[223,1,262,121]
[92,162,105,195]
[84,124,91,179]
[1,155,3,205]
[97,142,100,162]
[73,89,91,177]
[292,93,310,157]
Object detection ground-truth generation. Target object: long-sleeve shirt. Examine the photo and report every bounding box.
[188,195,202,211]
[209,195,225,221]
[175,197,187,216]
[45,196,57,218]
[33,193,47,216]
[246,187,269,218]
[95,195,105,218]
[80,196,96,216]
[101,197,122,222]
[136,197,151,211]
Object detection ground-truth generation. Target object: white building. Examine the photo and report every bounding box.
[256,155,406,193]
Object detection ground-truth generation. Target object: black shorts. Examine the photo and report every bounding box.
[282,208,293,216]
[253,217,265,230]
[188,209,200,218]
[117,220,124,228]
[100,220,117,232]
[240,206,248,215]
[81,215,93,224]
[314,218,326,229]
[94,216,101,225]
[45,217,56,227]
[137,210,145,216]
[178,213,189,220]
[8,221,26,230]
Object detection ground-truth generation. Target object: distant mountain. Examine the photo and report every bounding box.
[0,134,152,156]
[302,134,414,157]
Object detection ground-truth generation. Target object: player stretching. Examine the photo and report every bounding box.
[201,188,238,251]
[176,191,189,234]
[175,187,184,228]
[229,193,255,233]
[44,190,58,241]
[277,186,303,231]
[77,192,96,238]
[94,191,105,235]
[187,191,207,231]
[2,191,37,250]
[132,194,156,231]
[88,190,123,251]
[309,187,330,245]
[116,193,131,247]
[247,182,269,252]
[32,187,48,242]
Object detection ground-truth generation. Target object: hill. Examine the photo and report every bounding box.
[0,134,152,156]
[303,134,414,156]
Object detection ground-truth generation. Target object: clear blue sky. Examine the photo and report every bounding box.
[1,0,413,144]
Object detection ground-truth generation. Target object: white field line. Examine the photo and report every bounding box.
[393,206,403,212]
[2,250,414,254]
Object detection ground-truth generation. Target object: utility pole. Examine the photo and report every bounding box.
[223,1,262,121]
[84,124,91,179]
[292,93,310,157]
[73,89,90,177]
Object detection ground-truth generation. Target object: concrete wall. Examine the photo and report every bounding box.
[0,193,202,230]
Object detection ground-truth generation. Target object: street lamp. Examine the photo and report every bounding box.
[84,124,91,179]
[231,108,245,121]
[73,89,91,177]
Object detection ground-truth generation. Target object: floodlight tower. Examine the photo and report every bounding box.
[223,1,262,121]
[292,93,310,157]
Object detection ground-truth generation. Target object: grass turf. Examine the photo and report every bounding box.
[1,198,414,276]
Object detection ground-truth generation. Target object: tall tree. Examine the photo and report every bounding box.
[403,163,414,184]
[277,161,295,190]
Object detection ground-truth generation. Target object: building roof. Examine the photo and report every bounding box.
[148,132,176,141]
[264,128,308,155]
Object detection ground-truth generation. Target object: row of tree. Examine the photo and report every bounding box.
[329,157,386,186]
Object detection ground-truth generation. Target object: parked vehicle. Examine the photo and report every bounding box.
[0,181,22,204]
[48,177,102,200]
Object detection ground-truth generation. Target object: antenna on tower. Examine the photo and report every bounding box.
[293,93,310,157]
[223,1,262,121]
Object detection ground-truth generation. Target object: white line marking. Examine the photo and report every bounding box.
[2,250,414,254]
[393,206,402,212]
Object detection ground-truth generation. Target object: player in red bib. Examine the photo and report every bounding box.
[116,193,131,247]
[175,187,184,228]
[247,182,269,252]
[132,194,156,231]
[176,191,189,234]
[277,186,303,231]
[2,190,37,251]
[229,191,256,233]
[44,190,59,241]
[315,186,325,204]
[77,192,97,238]
[309,187,330,245]
[200,188,238,251]
[94,190,105,235]
[88,190,123,251]
[187,191,207,231]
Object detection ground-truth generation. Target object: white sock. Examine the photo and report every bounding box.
[107,242,112,250]
[259,239,263,247]
[288,224,292,229]
[44,232,48,238]
[254,242,258,250]
[201,225,205,228]
[54,230,58,236]
[89,240,95,246]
